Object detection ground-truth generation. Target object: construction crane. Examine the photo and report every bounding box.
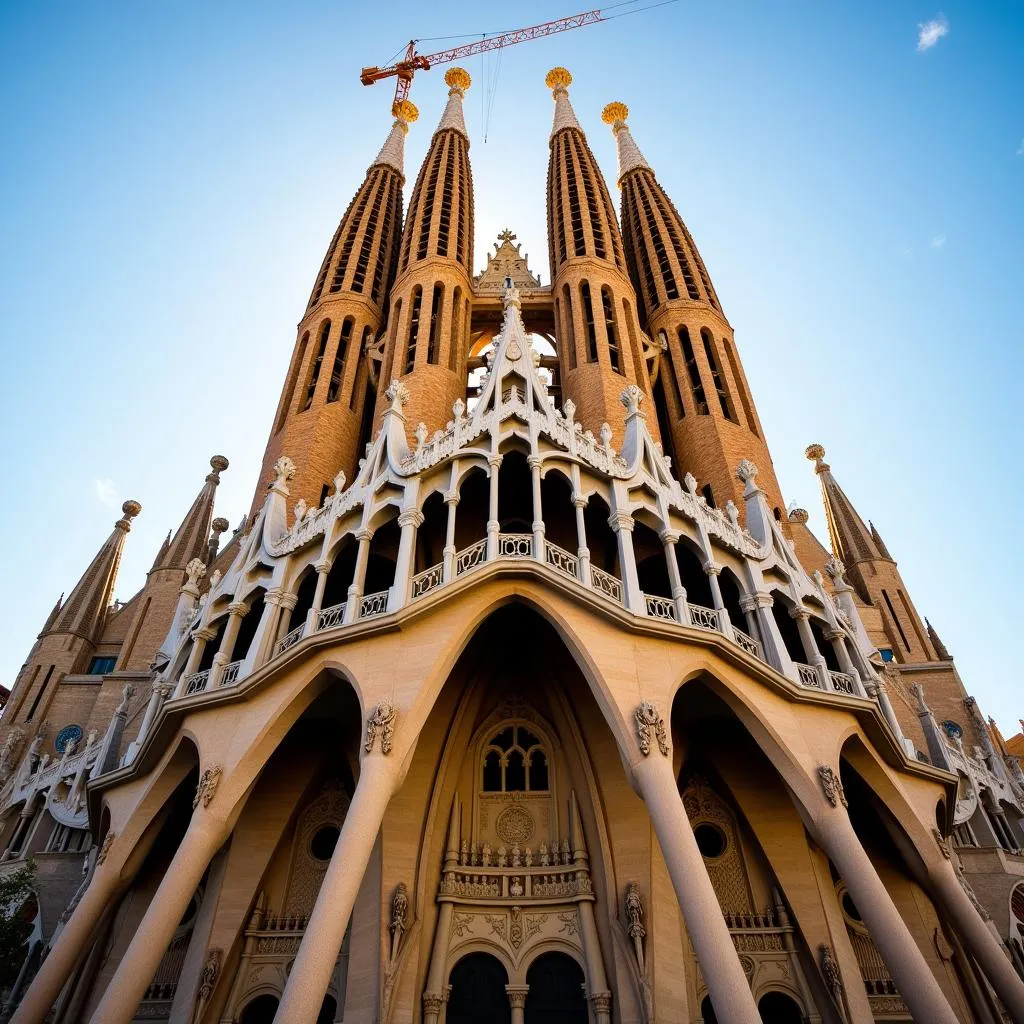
[360,7,604,116]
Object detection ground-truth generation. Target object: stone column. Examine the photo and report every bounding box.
[826,629,858,678]
[576,903,612,1024]
[274,593,298,646]
[486,455,502,560]
[442,491,459,582]
[737,596,763,649]
[749,595,795,677]
[810,795,960,1023]
[304,559,332,635]
[609,511,642,611]
[865,677,904,741]
[660,529,689,624]
[10,860,123,1024]
[792,609,829,687]
[176,627,214,695]
[135,680,172,749]
[3,804,35,860]
[506,986,529,1024]
[390,509,424,611]
[274,752,402,1022]
[632,752,760,1022]
[343,528,373,624]
[86,809,231,1024]
[249,588,286,667]
[422,902,455,1024]
[703,561,733,639]
[573,495,591,585]
[529,456,545,561]
[209,601,247,687]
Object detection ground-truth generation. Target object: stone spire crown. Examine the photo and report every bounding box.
[547,67,582,137]
[47,499,141,642]
[805,444,889,566]
[601,102,650,182]
[437,68,470,139]
[371,100,418,175]
[155,456,228,572]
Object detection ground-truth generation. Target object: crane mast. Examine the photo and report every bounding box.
[360,8,603,115]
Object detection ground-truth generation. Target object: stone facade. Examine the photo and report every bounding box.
[1,66,1022,1024]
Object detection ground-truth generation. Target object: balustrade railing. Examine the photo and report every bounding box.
[644,594,677,622]
[497,532,533,558]
[359,590,389,619]
[455,539,487,577]
[221,660,242,686]
[732,627,761,659]
[590,566,623,603]
[316,602,346,631]
[796,663,823,688]
[411,563,443,598]
[544,540,578,579]
[829,669,856,695]
[276,624,303,655]
[688,604,720,631]
[184,669,210,696]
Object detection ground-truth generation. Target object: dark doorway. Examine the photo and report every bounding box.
[448,952,510,1024]
[317,994,338,1024]
[525,951,587,1024]
[700,994,719,1023]
[758,990,804,1023]
[240,995,279,1024]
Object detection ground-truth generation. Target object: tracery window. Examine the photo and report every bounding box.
[481,724,548,793]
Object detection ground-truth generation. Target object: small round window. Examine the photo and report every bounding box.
[693,822,726,859]
[310,825,340,861]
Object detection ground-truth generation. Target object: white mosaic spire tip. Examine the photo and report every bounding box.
[546,67,581,138]
[436,67,470,140]
[371,100,418,174]
[601,102,651,181]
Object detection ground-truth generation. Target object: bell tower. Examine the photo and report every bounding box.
[373,68,475,438]
[605,102,785,517]
[545,69,658,446]
[251,103,413,517]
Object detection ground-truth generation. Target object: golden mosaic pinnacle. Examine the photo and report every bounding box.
[444,67,471,90]
[545,67,573,90]
[601,102,629,125]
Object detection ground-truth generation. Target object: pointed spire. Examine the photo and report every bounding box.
[371,100,418,176]
[805,444,889,566]
[601,102,651,182]
[546,67,581,136]
[437,68,470,139]
[150,531,171,571]
[47,500,141,642]
[38,593,64,638]
[926,618,953,661]
[155,456,228,571]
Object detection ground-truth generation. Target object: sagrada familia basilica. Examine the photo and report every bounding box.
[2,64,1024,1024]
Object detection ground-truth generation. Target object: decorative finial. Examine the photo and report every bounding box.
[394,99,419,124]
[445,67,471,91]
[601,101,629,125]
[117,500,142,531]
[209,454,229,477]
[211,517,229,536]
[545,67,572,91]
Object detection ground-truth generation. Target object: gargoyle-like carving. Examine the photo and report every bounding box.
[193,765,223,809]
[818,765,848,808]
[819,943,843,1000]
[365,701,397,755]
[634,701,669,757]
[389,882,409,962]
[198,947,222,1001]
[624,881,646,971]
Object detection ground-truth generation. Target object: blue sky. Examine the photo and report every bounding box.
[1,2,1021,735]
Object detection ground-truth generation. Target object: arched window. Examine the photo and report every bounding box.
[426,283,444,364]
[700,328,732,420]
[275,331,309,432]
[353,326,373,409]
[722,336,757,434]
[405,287,423,374]
[678,327,708,414]
[481,724,549,793]
[449,286,463,371]
[601,286,621,373]
[562,284,576,370]
[326,318,354,403]
[303,320,331,411]
[580,282,598,363]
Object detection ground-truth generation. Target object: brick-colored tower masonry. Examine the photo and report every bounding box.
[4,500,141,730]
[252,105,412,517]
[605,103,786,517]
[373,68,475,437]
[544,70,659,446]
[807,443,937,664]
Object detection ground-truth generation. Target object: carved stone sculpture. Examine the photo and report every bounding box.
[365,701,397,755]
[625,881,646,971]
[197,947,222,1001]
[193,765,223,809]
[389,882,409,962]
[634,701,669,757]
[818,765,848,808]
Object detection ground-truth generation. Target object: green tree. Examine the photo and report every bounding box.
[0,862,36,989]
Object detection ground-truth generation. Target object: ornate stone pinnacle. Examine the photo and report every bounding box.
[394,99,419,124]
[545,66,572,91]
[805,443,826,462]
[736,459,759,485]
[601,101,629,125]
[117,500,142,530]
[185,558,207,588]
[385,378,410,410]
[444,67,471,91]
[209,454,229,475]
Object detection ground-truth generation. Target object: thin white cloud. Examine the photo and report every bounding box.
[917,14,949,51]
[93,477,118,508]
[930,234,946,249]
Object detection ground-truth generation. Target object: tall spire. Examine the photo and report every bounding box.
[805,444,887,567]
[373,68,475,439]
[156,456,228,571]
[46,500,141,643]
[603,102,650,179]
[251,106,411,519]
[544,70,658,446]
